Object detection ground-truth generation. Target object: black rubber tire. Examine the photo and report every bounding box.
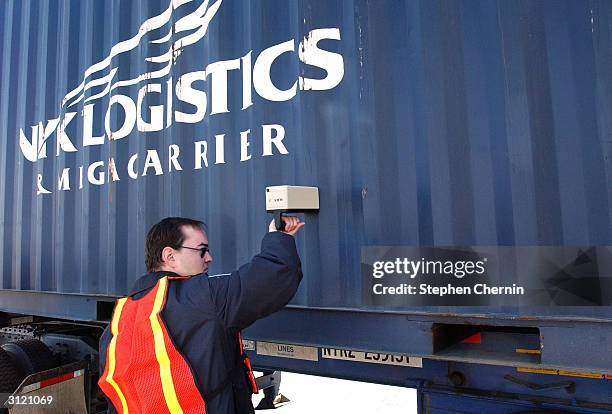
[1,339,57,376]
[0,347,24,393]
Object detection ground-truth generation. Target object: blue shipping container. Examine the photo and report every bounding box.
[1,0,612,412]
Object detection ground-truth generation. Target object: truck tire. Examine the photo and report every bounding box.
[0,347,23,393]
[1,339,58,376]
[0,347,24,413]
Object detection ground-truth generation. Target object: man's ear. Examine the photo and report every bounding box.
[161,246,175,267]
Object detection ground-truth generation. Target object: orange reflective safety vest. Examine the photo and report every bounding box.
[98,275,258,414]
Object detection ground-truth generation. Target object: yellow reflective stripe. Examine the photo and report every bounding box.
[106,298,129,414]
[517,367,558,375]
[515,348,541,355]
[558,370,604,379]
[149,277,183,414]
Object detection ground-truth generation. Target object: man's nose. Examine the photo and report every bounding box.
[204,252,213,263]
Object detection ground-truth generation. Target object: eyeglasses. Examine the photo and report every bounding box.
[180,245,210,258]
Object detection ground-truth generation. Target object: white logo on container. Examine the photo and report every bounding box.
[18,0,344,194]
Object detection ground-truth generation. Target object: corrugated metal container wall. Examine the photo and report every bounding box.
[1,0,611,319]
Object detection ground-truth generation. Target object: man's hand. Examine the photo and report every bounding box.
[269,216,305,236]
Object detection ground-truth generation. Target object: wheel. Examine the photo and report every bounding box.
[0,347,23,392]
[1,339,58,376]
[0,347,24,413]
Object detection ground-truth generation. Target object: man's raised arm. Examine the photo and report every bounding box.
[210,217,304,330]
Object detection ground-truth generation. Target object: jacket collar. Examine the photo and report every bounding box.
[128,271,180,297]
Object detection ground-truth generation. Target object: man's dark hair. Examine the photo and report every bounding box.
[145,217,205,272]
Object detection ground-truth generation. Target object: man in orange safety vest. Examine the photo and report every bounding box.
[99,216,304,413]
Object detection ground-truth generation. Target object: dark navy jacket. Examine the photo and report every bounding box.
[99,231,303,414]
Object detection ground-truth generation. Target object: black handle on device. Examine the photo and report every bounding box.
[273,211,286,231]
